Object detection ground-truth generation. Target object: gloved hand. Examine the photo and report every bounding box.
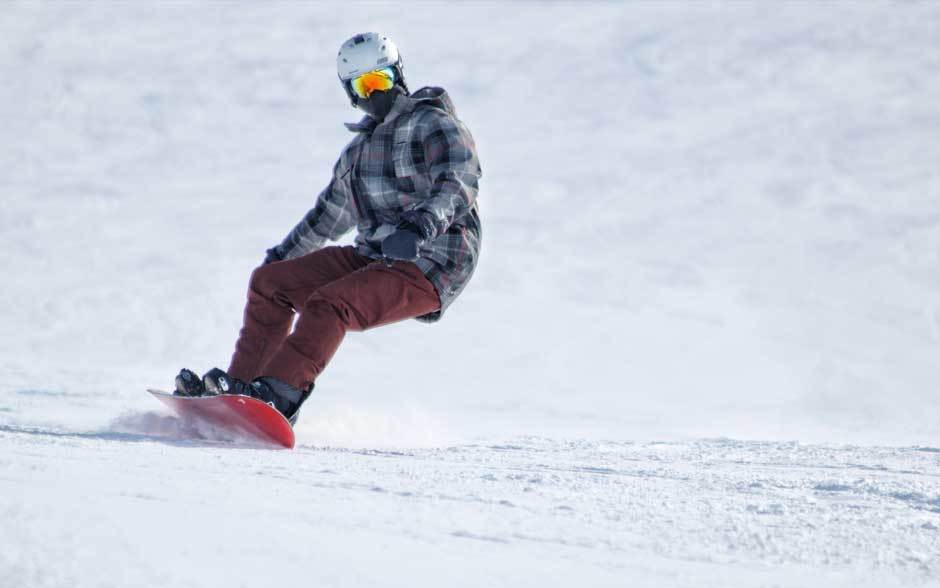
[263,246,283,265]
[381,223,424,262]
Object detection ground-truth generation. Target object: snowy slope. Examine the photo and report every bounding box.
[5,433,939,587]
[2,2,940,586]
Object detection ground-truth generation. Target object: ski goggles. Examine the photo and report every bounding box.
[349,67,396,99]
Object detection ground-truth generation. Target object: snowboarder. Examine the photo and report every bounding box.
[174,32,482,425]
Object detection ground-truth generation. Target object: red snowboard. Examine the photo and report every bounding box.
[148,389,295,449]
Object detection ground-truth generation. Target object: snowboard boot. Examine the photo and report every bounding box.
[175,368,207,396]
[202,367,249,396]
[248,377,314,426]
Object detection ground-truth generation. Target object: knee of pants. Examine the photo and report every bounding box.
[301,291,355,329]
[248,264,279,299]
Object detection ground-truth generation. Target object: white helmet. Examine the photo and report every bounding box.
[337,33,408,104]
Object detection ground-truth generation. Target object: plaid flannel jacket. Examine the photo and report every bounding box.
[274,87,482,322]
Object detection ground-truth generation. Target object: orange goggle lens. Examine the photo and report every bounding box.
[350,67,396,99]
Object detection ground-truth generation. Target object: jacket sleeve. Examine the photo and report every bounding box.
[274,155,357,260]
[407,114,481,241]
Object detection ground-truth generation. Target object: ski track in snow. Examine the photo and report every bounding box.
[2,1,940,586]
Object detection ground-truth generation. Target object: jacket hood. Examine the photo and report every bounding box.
[344,86,456,133]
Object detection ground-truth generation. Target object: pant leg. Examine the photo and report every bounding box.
[227,246,370,382]
[260,260,441,390]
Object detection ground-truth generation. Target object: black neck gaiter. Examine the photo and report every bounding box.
[359,86,405,122]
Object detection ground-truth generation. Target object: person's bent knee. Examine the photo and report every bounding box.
[248,263,282,299]
[302,292,354,329]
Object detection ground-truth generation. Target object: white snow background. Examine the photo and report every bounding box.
[2,2,939,586]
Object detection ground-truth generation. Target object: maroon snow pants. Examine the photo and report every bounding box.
[227,246,441,391]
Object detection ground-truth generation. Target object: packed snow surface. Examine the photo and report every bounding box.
[2,2,939,586]
[5,432,940,587]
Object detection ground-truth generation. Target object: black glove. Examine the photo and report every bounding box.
[381,223,424,262]
[263,246,283,265]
